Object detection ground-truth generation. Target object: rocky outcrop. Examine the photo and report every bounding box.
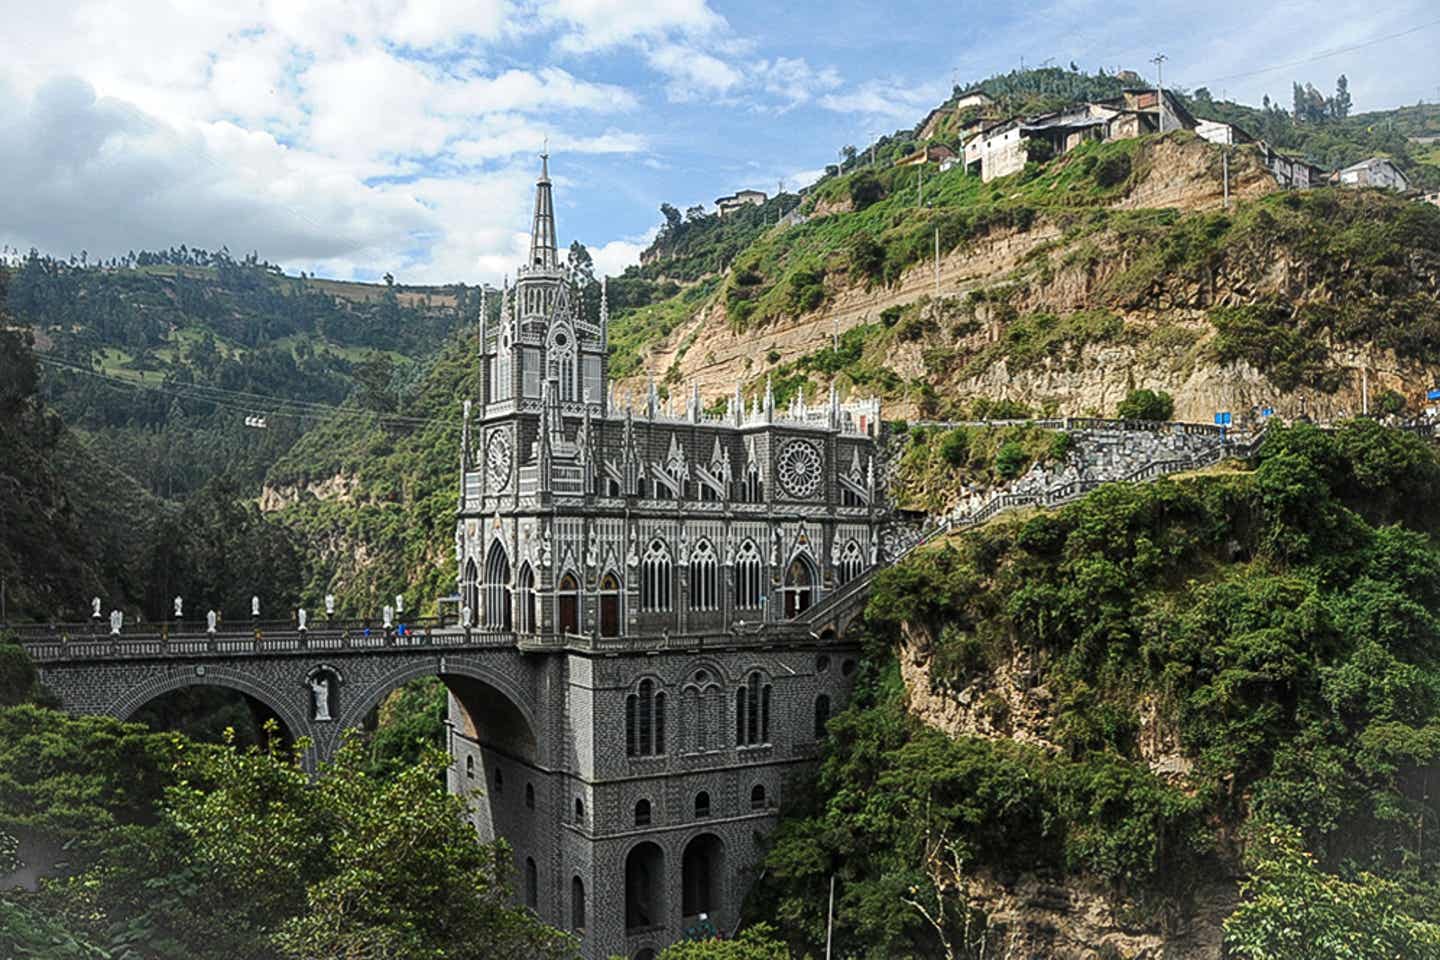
[258,472,359,512]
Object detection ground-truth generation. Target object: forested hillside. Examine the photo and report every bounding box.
[755,421,1440,958]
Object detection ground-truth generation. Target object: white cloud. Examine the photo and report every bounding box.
[0,76,434,269]
[819,77,949,123]
[753,57,843,110]
[589,230,654,277]
[538,0,727,53]
[645,44,743,101]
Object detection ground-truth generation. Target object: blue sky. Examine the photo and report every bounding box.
[0,0,1436,285]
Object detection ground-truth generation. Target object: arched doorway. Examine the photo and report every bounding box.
[557,573,580,634]
[681,833,725,924]
[599,572,622,637]
[783,554,817,618]
[484,541,512,630]
[625,841,665,931]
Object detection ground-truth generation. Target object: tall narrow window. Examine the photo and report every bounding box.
[525,857,538,909]
[837,539,865,585]
[635,799,652,826]
[558,573,580,634]
[626,679,666,757]
[694,791,711,818]
[516,563,536,632]
[737,671,773,746]
[688,539,718,611]
[734,540,764,610]
[462,558,480,623]
[741,460,763,501]
[571,876,586,933]
[599,572,622,637]
[641,539,673,612]
[814,694,831,739]
[483,541,512,630]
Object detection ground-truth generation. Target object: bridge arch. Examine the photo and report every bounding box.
[107,665,308,747]
[335,656,540,762]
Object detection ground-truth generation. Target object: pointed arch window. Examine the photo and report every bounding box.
[557,572,580,634]
[599,572,622,637]
[483,542,512,630]
[741,459,763,502]
[783,553,817,618]
[626,678,666,757]
[516,563,536,632]
[462,558,480,622]
[735,539,764,610]
[814,694,832,740]
[688,539,718,611]
[641,539,673,612]
[836,539,865,586]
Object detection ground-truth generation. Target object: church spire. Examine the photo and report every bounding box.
[528,148,558,270]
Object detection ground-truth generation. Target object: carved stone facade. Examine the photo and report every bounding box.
[450,158,886,957]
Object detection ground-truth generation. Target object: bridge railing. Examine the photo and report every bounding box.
[10,621,521,663]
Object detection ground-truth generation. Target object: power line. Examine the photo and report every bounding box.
[35,356,458,430]
[1176,16,1440,89]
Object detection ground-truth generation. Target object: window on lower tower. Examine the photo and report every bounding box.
[634,798,651,826]
[694,791,711,818]
[736,671,772,746]
[626,679,666,757]
[814,694,831,739]
[741,461,763,501]
[837,539,865,586]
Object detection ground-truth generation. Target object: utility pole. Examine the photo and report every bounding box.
[825,874,836,960]
[1222,147,1230,209]
[1363,367,1370,416]
[1150,53,1168,131]
[934,226,941,299]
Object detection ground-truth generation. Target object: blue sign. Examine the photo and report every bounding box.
[1214,412,1232,426]
[1427,388,1440,401]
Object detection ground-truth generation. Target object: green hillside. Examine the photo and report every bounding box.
[757,421,1440,957]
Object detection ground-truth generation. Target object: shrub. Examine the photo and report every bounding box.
[995,441,1027,479]
[939,428,970,467]
[848,233,886,283]
[849,171,885,209]
[1116,388,1174,421]
[1093,153,1132,188]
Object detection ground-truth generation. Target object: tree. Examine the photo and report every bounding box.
[1333,74,1352,120]
[660,203,683,234]
[657,923,788,959]
[1116,388,1174,421]
[1224,827,1440,959]
[354,350,397,412]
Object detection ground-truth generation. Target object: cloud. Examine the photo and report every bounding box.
[538,0,727,53]
[589,229,655,277]
[819,77,950,123]
[0,76,435,270]
[645,44,744,101]
[752,57,843,110]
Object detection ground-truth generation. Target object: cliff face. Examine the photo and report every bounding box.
[897,617,1235,959]
[621,136,1440,424]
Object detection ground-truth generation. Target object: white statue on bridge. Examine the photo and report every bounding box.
[207,610,217,633]
[325,594,335,617]
[109,610,123,635]
[461,605,473,628]
[310,674,332,722]
[91,597,101,620]
[297,608,308,632]
[251,595,260,618]
[173,596,183,619]
[394,594,404,614]
[383,605,394,628]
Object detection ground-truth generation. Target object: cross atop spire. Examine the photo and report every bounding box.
[529,149,557,270]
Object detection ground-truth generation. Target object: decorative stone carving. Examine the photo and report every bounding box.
[776,439,822,499]
[173,596,183,619]
[310,674,332,722]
